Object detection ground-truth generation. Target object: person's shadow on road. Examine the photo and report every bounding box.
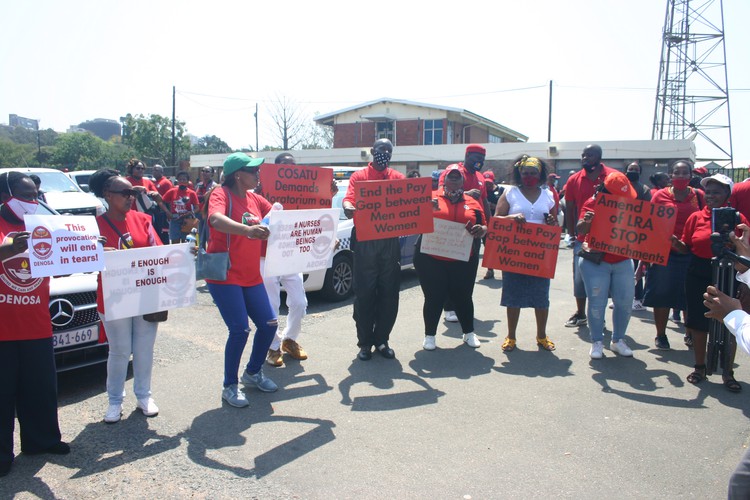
[493,348,574,378]
[409,345,495,380]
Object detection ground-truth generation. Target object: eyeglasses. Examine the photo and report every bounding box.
[202,169,213,173]
[109,189,138,198]
[133,166,145,170]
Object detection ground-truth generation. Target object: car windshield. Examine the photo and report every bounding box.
[332,182,349,220]
[72,174,91,186]
[37,172,82,193]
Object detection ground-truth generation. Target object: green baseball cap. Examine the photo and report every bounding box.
[223,152,265,176]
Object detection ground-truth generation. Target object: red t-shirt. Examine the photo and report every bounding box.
[162,187,199,217]
[96,211,161,314]
[651,187,704,238]
[196,180,218,212]
[0,218,51,341]
[564,165,617,241]
[428,189,486,261]
[153,177,174,197]
[206,187,272,287]
[681,206,748,260]
[437,163,488,203]
[126,176,159,212]
[730,181,750,222]
[343,163,406,206]
[581,196,628,264]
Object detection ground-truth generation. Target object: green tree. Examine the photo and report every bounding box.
[191,135,232,155]
[50,132,103,170]
[120,113,190,165]
[0,137,37,168]
[0,125,57,147]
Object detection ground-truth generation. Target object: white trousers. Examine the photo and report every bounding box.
[260,258,308,350]
[102,313,158,405]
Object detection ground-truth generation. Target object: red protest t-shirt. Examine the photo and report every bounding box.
[162,187,199,217]
[730,181,750,222]
[0,218,52,341]
[438,163,488,203]
[651,187,704,238]
[343,163,406,206]
[681,206,748,260]
[581,196,628,264]
[564,165,617,241]
[427,189,486,261]
[206,187,272,287]
[95,211,161,314]
[154,177,174,197]
[126,176,159,211]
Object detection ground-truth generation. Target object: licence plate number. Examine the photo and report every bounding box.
[53,325,99,348]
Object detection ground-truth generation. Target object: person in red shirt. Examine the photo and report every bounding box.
[671,173,747,391]
[414,165,487,351]
[195,167,218,212]
[205,152,279,408]
[151,165,173,244]
[125,158,164,213]
[343,138,405,361]
[562,144,618,328]
[152,164,173,197]
[0,172,70,476]
[576,171,638,360]
[730,177,750,223]
[162,171,199,244]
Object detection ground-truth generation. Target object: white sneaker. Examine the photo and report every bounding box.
[632,300,645,311]
[611,339,633,357]
[423,335,436,351]
[444,311,458,322]
[222,384,249,408]
[590,341,604,359]
[104,404,122,423]
[608,302,614,309]
[463,332,480,348]
[136,398,159,417]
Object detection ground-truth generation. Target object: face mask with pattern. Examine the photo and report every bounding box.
[373,151,391,168]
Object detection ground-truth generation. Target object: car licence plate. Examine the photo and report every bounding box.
[53,325,99,349]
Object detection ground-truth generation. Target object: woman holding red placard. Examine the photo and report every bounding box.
[414,165,487,351]
[576,171,638,360]
[494,156,558,352]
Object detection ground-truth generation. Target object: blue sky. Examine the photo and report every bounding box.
[2,0,748,166]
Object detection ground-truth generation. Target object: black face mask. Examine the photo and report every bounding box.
[626,172,640,183]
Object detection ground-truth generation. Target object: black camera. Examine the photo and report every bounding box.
[712,207,740,234]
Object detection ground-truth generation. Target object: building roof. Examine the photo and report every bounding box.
[313,97,528,142]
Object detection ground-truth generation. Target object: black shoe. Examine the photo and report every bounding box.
[24,441,70,456]
[358,347,372,361]
[376,343,395,359]
[0,460,11,477]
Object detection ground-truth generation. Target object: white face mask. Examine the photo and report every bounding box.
[5,197,38,220]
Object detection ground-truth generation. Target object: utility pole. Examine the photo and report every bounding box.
[36,121,42,167]
[547,80,553,142]
[171,86,176,167]
[254,103,259,152]
[652,0,733,168]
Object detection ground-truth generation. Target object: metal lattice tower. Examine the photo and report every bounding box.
[652,0,733,167]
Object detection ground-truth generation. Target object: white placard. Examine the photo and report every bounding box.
[101,243,196,320]
[263,208,339,278]
[420,218,473,261]
[25,214,104,277]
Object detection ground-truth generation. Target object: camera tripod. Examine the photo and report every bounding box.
[707,253,737,376]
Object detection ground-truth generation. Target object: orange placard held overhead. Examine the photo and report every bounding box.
[588,193,677,265]
[259,164,334,210]
[482,217,561,279]
[353,177,433,241]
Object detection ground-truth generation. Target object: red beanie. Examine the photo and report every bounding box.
[465,144,486,155]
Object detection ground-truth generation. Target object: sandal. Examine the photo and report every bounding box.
[536,337,556,351]
[723,371,742,393]
[687,364,706,385]
[684,335,693,348]
[502,337,516,352]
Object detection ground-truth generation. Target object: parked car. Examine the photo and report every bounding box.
[66,169,97,193]
[0,167,105,217]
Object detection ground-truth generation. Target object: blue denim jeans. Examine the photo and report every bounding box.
[207,282,277,387]
[102,314,158,405]
[572,240,586,299]
[579,258,634,343]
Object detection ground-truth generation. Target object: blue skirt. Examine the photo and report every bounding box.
[642,252,690,310]
[500,271,550,309]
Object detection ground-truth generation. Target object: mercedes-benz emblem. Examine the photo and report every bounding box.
[49,298,75,328]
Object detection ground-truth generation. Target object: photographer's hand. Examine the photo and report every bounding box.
[704,285,742,321]
[730,223,750,272]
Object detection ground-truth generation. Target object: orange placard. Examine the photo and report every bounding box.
[588,193,677,265]
[353,177,434,241]
[259,164,334,210]
[482,217,561,279]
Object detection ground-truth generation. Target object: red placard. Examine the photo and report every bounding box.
[259,164,334,210]
[353,177,434,241]
[588,193,677,265]
[482,217,561,279]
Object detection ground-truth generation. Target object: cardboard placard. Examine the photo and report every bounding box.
[353,177,433,241]
[420,218,474,261]
[25,214,104,277]
[259,163,334,210]
[588,193,677,265]
[482,217,561,279]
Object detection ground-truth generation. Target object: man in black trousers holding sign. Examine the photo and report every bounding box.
[342,139,405,360]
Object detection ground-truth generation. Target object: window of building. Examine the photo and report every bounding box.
[376,121,394,142]
[423,119,444,145]
[489,134,504,143]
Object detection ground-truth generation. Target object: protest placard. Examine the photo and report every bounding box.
[263,208,339,277]
[25,214,104,277]
[101,243,196,321]
[259,163,334,210]
[353,177,433,241]
[482,217,561,279]
[588,193,677,265]
[420,218,474,261]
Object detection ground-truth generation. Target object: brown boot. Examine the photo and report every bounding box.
[266,349,283,367]
[282,339,308,360]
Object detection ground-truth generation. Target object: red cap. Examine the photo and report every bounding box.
[483,171,495,181]
[465,144,486,155]
[693,166,708,175]
[548,173,560,179]
[603,171,637,199]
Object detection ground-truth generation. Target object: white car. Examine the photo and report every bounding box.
[66,169,98,193]
[0,167,105,216]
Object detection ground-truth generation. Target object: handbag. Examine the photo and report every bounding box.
[181,216,199,233]
[577,242,604,265]
[195,188,232,281]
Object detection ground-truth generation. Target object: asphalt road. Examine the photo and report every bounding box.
[4,246,750,499]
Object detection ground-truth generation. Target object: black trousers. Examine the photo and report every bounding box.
[414,249,479,336]
[0,337,62,464]
[352,237,401,348]
[729,445,750,499]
